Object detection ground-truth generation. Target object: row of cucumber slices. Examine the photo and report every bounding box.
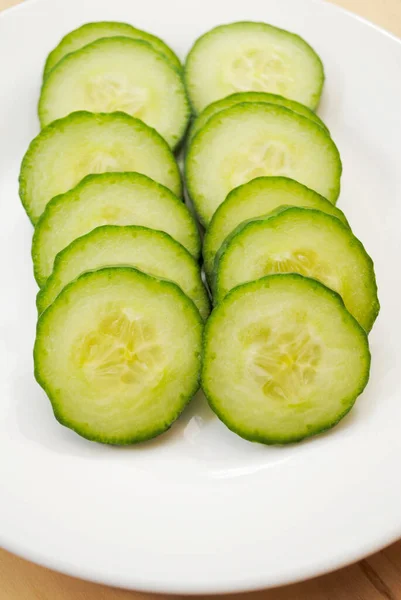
[19,19,379,445]
[187,96,378,442]
[200,182,378,442]
[22,21,204,443]
[183,23,378,443]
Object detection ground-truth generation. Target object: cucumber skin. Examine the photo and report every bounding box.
[202,176,349,280]
[185,103,343,227]
[36,224,210,319]
[184,21,325,114]
[34,266,203,445]
[39,37,190,150]
[31,171,201,287]
[201,273,371,445]
[19,111,183,225]
[43,21,182,78]
[213,207,380,331]
[188,92,329,143]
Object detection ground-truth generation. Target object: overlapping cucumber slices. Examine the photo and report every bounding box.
[32,172,200,285]
[186,103,341,226]
[20,112,182,224]
[183,21,379,445]
[188,91,329,143]
[203,177,348,279]
[40,37,189,148]
[213,206,379,332]
[23,19,207,445]
[22,18,378,446]
[43,21,181,77]
[37,225,209,320]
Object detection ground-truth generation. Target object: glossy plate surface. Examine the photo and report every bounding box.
[0,0,400,593]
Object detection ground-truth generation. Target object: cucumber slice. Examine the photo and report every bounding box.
[34,267,203,445]
[203,177,348,279]
[39,37,190,149]
[43,21,181,77]
[202,274,370,444]
[214,207,379,332]
[185,103,341,226]
[184,22,324,113]
[37,225,210,320]
[32,172,200,286]
[189,92,328,143]
[19,111,181,224]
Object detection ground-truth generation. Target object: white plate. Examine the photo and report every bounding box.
[0,0,400,594]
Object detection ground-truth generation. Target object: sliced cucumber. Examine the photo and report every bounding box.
[184,22,324,113]
[34,267,203,445]
[37,225,209,320]
[19,111,181,224]
[189,92,328,143]
[32,172,200,286]
[39,37,190,149]
[185,103,341,226]
[43,21,181,78]
[214,207,379,332]
[202,274,370,444]
[203,177,348,279]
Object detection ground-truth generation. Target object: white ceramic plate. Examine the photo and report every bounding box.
[0,0,400,594]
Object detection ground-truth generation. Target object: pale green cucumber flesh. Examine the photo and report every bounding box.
[40,37,190,149]
[203,176,348,278]
[184,21,324,113]
[44,21,182,77]
[19,111,182,224]
[37,225,210,320]
[185,103,341,226]
[214,207,379,332]
[32,172,200,286]
[189,92,329,142]
[34,267,203,445]
[202,274,370,445]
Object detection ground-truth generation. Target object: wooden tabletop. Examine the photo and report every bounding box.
[1,0,400,598]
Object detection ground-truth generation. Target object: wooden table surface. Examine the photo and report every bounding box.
[1,0,400,598]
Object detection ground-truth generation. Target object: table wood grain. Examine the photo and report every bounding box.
[1,0,400,597]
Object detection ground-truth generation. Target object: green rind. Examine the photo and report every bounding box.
[34,266,203,445]
[202,176,349,279]
[36,224,210,319]
[31,171,201,286]
[43,21,181,77]
[188,92,329,143]
[39,37,190,149]
[201,273,371,445]
[184,21,325,114]
[213,206,380,331]
[19,111,182,224]
[185,103,342,227]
